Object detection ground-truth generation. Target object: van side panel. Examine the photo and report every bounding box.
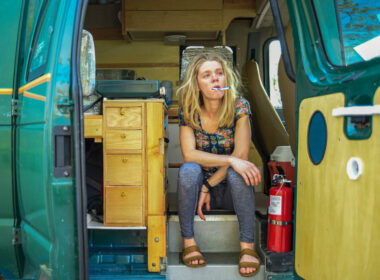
[0,0,23,277]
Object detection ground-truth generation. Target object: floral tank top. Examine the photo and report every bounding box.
[179,97,251,179]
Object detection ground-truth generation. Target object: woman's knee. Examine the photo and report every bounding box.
[178,162,202,186]
[226,167,243,183]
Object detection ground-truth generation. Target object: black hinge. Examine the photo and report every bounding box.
[12,227,21,245]
[11,99,19,117]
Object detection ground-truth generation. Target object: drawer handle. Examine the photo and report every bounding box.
[121,192,126,198]
[121,133,126,139]
[120,108,126,115]
[122,158,128,163]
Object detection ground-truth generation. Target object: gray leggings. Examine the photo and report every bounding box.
[177,162,255,243]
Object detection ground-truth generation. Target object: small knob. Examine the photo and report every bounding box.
[120,108,125,115]
[122,158,128,163]
[121,133,126,139]
[121,192,126,198]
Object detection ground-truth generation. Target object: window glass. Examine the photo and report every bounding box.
[268,40,282,109]
[314,0,380,65]
[27,1,59,81]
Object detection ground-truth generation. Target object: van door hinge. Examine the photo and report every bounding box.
[11,99,19,116]
[57,97,74,114]
[12,227,21,245]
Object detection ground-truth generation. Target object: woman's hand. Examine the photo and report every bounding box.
[229,156,261,186]
[197,186,211,221]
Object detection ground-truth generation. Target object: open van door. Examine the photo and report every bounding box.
[0,0,88,278]
[282,0,380,279]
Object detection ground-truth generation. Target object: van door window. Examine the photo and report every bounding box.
[267,39,282,109]
[27,1,59,81]
[313,0,380,65]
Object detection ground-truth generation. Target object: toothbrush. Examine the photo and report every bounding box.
[212,86,231,91]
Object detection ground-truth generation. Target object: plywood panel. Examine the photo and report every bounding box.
[295,90,380,280]
[147,102,166,215]
[104,186,143,225]
[95,41,179,64]
[125,0,222,10]
[125,11,222,31]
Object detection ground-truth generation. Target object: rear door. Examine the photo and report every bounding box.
[286,0,380,279]
[0,0,23,278]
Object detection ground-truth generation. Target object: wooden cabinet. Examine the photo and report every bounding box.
[103,99,166,228]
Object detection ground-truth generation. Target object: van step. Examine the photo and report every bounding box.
[168,215,241,253]
[166,252,264,280]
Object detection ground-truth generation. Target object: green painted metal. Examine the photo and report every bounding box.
[0,0,23,278]
[0,0,82,278]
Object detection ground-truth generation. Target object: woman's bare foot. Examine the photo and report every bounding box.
[183,238,205,265]
[240,242,260,275]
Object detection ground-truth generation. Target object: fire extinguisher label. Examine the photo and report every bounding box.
[269,195,282,215]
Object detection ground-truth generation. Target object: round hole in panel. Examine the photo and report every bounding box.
[307,111,327,165]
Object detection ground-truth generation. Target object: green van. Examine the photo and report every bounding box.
[0,0,379,279]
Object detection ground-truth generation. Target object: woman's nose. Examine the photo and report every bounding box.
[211,73,219,81]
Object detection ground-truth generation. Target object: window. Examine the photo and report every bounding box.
[265,39,282,109]
[313,0,380,66]
[27,1,59,81]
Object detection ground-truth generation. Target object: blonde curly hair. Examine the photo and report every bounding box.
[178,53,241,130]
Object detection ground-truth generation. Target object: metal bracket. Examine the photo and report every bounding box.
[11,99,19,117]
[12,227,21,245]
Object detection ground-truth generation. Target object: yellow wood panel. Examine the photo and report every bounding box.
[104,130,142,151]
[147,215,166,272]
[125,11,222,31]
[147,102,166,215]
[125,0,223,10]
[295,90,380,280]
[84,115,103,139]
[104,154,143,186]
[104,186,143,225]
[105,106,142,129]
[94,41,179,65]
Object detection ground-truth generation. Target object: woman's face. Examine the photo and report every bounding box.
[197,60,226,101]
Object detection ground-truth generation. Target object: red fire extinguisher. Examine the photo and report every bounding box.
[267,174,293,252]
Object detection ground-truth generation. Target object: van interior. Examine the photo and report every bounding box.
[81,0,296,278]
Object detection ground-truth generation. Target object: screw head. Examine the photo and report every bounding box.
[63,171,70,177]
[63,126,69,131]
[152,263,156,267]
[154,237,159,242]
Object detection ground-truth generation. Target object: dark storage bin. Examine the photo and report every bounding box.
[96,80,160,99]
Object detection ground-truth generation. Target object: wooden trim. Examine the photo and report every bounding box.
[97,62,179,69]
[168,163,182,168]
[168,119,179,124]
[87,28,123,40]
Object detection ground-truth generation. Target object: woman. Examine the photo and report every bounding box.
[177,53,261,277]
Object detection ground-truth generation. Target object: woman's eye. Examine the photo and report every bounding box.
[218,72,224,76]
[204,74,210,78]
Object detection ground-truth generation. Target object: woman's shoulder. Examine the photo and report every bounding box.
[234,97,251,118]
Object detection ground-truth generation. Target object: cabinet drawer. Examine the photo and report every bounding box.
[105,106,142,129]
[104,186,143,225]
[105,130,142,151]
[104,154,143,185]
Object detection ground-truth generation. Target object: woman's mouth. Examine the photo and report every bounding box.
[212,86,230,91]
